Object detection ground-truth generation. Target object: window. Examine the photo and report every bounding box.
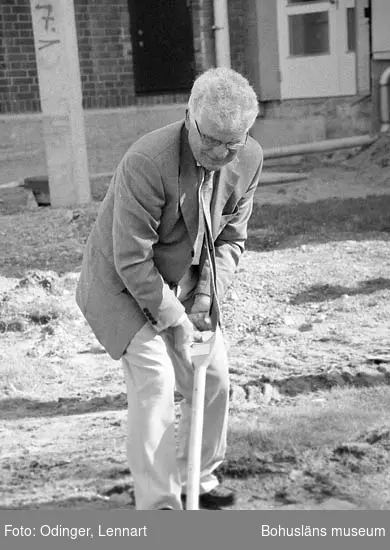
[288,11,329,56]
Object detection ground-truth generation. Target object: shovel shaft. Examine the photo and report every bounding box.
[186,364,208,510]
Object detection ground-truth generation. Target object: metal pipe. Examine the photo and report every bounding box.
[262,134,377,160]
[1,133,379,191]
[260,172,309,184]
[212,0,231,67]
[0,172,112,190]
[0,134,376,191]
[90,171,113,181]
[0,180,22,190]
[379,66,390,132]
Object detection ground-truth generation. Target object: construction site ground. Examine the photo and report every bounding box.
[1,134,390,510]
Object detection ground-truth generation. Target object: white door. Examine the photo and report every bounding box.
[277,0,357,98]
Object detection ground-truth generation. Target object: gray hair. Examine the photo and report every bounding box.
[188,67,259,134]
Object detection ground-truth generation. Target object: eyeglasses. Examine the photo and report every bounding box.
[194,119,248,152]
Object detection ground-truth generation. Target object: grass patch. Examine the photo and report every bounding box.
[248,194,390,250]
[227,385,390,458]
[220,386,390,507]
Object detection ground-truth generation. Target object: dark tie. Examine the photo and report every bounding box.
[199,169,221,329]
[193,169,213,264]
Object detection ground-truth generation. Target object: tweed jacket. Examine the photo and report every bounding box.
[76,120,263,360]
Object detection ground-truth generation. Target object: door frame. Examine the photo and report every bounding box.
[128,0,196,95]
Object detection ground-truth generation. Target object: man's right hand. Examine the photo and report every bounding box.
[170,314,200,365]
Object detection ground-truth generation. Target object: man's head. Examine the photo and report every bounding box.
[186,67,259,170]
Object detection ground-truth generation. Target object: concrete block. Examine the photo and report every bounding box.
[84,104,186,174]
[0,115,46,183]
[250,116,326,149]
[0,105,186,185]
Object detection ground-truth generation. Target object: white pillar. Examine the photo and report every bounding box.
[213,0,231,68]
[29,0,91,207]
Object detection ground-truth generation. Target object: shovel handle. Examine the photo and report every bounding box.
[186,362,208,510]
[186,331,217,510]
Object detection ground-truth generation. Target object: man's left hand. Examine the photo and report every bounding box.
[188,312,212,331]
[189,293,212,331]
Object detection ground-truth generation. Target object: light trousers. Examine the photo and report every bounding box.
[121,321,229,510]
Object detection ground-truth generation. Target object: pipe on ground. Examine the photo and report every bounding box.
[78,171,310,185]
[262,134,377,160]
[379,66,390,133]
[76,171,309,185]
[0,135,379,191]
[0,180,22,190]
[86,136,376,181]
[260,172,308,184]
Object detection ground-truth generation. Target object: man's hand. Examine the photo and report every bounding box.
[188,293,212,332]
[169,294,212,363]
[170,314,201,365]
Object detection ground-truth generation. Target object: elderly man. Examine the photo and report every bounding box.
[76,67,263,510]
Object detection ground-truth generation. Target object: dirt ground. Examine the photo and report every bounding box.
[1,134,390,510]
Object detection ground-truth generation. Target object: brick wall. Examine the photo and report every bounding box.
[0,0,40,114]
[75,0,135,109]
[0,0,216,115]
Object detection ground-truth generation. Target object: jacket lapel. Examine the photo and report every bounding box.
[211,158,239,238]
[179,126,200,247]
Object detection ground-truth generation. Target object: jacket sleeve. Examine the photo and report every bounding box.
[112,151,186,332]
[195,155,263,303]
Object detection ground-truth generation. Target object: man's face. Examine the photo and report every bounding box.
[186,111,248,171]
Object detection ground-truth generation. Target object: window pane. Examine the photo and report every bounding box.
[289,12,329,56]
[347,7,356,52]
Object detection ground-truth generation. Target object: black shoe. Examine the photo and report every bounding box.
[182,487,236,509]
[158,507,172,510]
